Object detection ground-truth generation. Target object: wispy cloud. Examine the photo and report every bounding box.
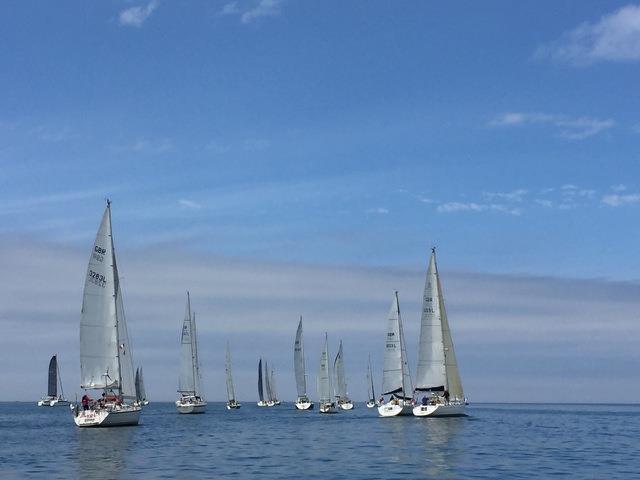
[483,189,528,202]
[0,189,112,217]
[113,137,174,155]
[221,0,283,24]
[489,112,614,140]
[119,1,158,28]
[437,202,522,216]
[535,5,640,66]
[178,199,203,210]
[611,184,627,192]
[602,193,640,207]
[366,207,389,214]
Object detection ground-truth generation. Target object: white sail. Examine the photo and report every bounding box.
[178,292,198,395]
[115,280,136,400]
[414,251,447,392]
[192,311,202,397]
[264,360,273,401]
[294,317,307,397]
[437,259,464,401]
[333,341,348,399]
[271,368,278,402]
[225,342,236,402]
[318,334,332,403]
[381,291,412,398]
[79,203,121,391]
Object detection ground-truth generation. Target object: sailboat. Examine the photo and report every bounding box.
[134,367,149,406]
[73,200,141,427]
[257,358,267,406]
[334,341,354,410]
[176,293,206,414]
[270,367,281,405]
[365,355,377,408]
[38,355,69,407]
[413,248,466,417]
[318,333,337,414]
[378,291,414,417]
[293,317,313,410]
[225,342,241,409]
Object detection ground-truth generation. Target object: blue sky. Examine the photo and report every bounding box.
[1,1,640,402]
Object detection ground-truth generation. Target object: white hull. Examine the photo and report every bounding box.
[226,401,242,410]
[339,401,354,410]
[74,405,141,427]
[176,400,207,414]
[378,401,413,417]
[38,397,69,407]
[257,400,268,407]
[413,403,466,417]
[295,400,313,410]
[319,402,338,414]
[366,401,377,408]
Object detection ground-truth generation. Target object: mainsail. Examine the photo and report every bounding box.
[258,358,264,402]
[294,317,307,397]
[225,342,236,402]
[318,333,332,403]
[178,292,201,396]
[138,367,147,402]
[381,291,412,399]
[48,355,58,397]
[414,248,464,400]
[135,368,141,402]
[333,341,348,400]
[80,202,135,398]
[264,360,273,401]
[366,355,375,402]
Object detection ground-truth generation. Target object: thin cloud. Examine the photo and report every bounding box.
[536,5,640,66]
[221,0,283,24]
[178,199,203,210]
[112,137,174,154]
[437,202,521,216]
[483,189,528,202]
[366,207,389,214]
[489,112,614,140]
[602,193,640,207]
[119,1,158,28]
[611,184,627,192]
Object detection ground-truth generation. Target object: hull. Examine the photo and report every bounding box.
[295,400,313,410]
[319,402,338,414]
[266,401,275,407]
[257,400,268,407]
[226,402,242,410]
[74,405,141,427]
[38,397,70,407]
[378,401,413,417]
[413,403,466,417]
[366,401,377,408]
[176,399,207,414]
[339,401,354,410]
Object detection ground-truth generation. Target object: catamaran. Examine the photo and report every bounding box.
[318,333,337,414]
[73,200,141,427]
[413,248,466,417]
[294,317,313,410]
[134,367,149,406]
[38,355,69,407]
[334,341,354,410]
[365,355,377,408]
[225,342,241,409]
[378,291,414,417]
[257,358,268,406]
[176,293,206,414]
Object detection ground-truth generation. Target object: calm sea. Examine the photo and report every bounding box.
[0,402,638,479]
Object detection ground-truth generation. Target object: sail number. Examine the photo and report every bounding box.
[88,270,107,288]
[92,246,106,263]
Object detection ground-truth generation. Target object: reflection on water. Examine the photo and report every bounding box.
[417,417,464,478]
[74,425,135,479]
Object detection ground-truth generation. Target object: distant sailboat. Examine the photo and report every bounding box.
[38,355,69,407]
[413,248,466,417]
[225,342,241,409]
[294,317,313,410]
[73,200,141,427]
[270,367,281,405]
[257,358,267,407]
[135,367,149,406]
[366,355,377,408]
[264,360,275,406]
[378,291,414,417]
[318,333,337,414]
[176,293,206,414]
[334,341,354,410]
